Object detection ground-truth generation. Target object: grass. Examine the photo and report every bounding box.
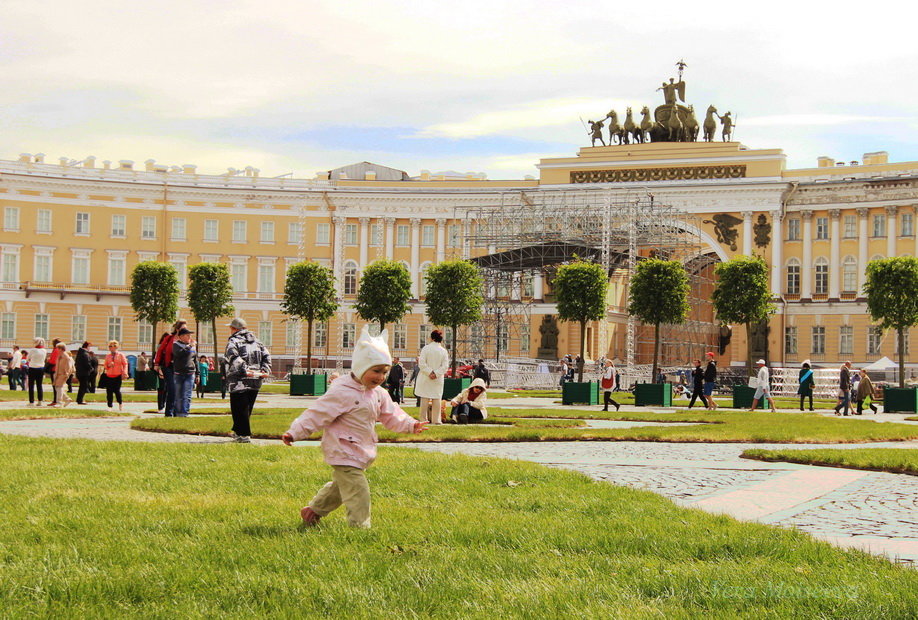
[0,408,128,420]
[742,448,918,476]
[0,435,914,616]
[131,407,918,444]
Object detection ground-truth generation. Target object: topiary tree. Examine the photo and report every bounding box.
[282,261,338,375]
[354,259,412,332]
[130,261,179,354]
[424,260,484,375]
[711,255,774,374]
[628,258,690,383]
[187,262,235,358]
[553,259,608,382]
[864,256,918,388]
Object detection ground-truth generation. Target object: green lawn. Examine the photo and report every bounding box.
[0,436,914,617]
[0,408,128,420]
[0,389,163,403]
[131,408,918,444]
[742,448,918,476]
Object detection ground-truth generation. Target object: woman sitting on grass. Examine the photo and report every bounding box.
[449,377,488,424]
[282,326,426,529]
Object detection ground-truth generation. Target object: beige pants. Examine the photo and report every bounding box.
[54,386,71,405]
[309,465,371,528]
[419,397,442,424]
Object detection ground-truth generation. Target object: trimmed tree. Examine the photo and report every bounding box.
[186,262,235,358]
[864,256,918,388]
[628,259,690,383]
[130,261,179,354]
[281,261,338,374]
[553,259,608,382]
[354,259,412,332]
[424,260,484,375]
[711,255,774,374]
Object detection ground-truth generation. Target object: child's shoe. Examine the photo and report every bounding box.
[300,506,321,527]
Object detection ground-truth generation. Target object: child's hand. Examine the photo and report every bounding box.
[413,421,427,434]
[281,432,294,446]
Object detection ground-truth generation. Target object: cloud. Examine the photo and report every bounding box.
[742,114,908,127]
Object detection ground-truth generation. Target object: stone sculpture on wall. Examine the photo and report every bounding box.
[702,213,743,252]
[754,214,771,248]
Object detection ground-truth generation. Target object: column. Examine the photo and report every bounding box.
[384,217,395,259]
[801,210,813,299]
[533,271,544,301]
[358,217,369,268]
[410,218,421,298]
[741,211,754,256]
[886,205,898,257]
[436,219,446,263]
[828,209,841,300]
[770,211,782,296]
[857,208,869,292]
[332,215,345,296]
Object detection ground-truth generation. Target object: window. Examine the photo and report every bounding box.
[786,259,800,295]
[4,207,20,231]
[344,224,358,245]
[231,262,247,292]
[420,262,431,297]
[316,223,330,244]
[868,326,883,355]
[519,324,531,352]
[393,323,407,350]
[812,326,825,355]
[34,314,49,340]
[171,217,187,241]
[443,327,453,351]
[839,326,853,355]
[107,317,122,343]
[36,209,52,234]
[842,256,857,292]
[169,257,187,291]
[896,331,910,356]
[198,324,213,347]
[421,225,435,246]
[370,224,383,246]
[71,315,86,343]
[784,326,797,355]
[843,215,856,238]
[787,218,800,241]
[138,320,153,348]
[258,321,272,347]
[72,254,90,285]
[448,224,461,248]
[418,324,429,352]
[108,254,126,286]
[257,262,275,293]
[288,221,302,245]
[314,322,327,348]
[204,219,219,242]
[260,221,275,243]
[815,217,829,240]
[141,216,156,240]
[368,324,381,337]
[873,214,886,237]
[0,312,15,340]
[76,212,90,235]
[34,254,51,282]
[396,225,410,246]
[902,212,914,237]
[522,273,533,298]
[232,220,247,243]
[286,320,299,348]
[342,323,355,349]
[343,261,358,295]
[813,258,829,295]
[111,214,126,237]
[497,324,509,355]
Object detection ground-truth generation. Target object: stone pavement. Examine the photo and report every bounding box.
[1,390,917,565]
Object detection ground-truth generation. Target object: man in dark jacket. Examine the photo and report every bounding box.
[75,341,94,405]
[835,361,852,416]
[687,359,706,409]
[387,357,405,403]
[703,352,718,410]
[172,327,197,417]
[225,318,271,443]
[472,359,491,387]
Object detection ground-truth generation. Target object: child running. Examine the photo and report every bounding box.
[282,326,426,528]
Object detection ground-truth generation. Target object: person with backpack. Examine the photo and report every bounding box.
[797,361,815,411]
[224,318,271,443]
[600,360,621,411]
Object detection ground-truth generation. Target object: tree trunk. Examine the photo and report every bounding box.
[746,321,753,376]
[451,323,458,377]
[211,318,218,360]
[651,322,660,383]
[151,321,158,362]
[899,327,906,388]
[577,320,586,382]
[306,319,313,376]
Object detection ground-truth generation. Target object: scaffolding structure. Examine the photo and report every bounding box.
[457,188,721,382]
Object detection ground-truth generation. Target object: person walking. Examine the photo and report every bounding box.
[600,359,621,411]
[172,327,197,417]
[687,359,706,409]
[797,361,815,411]
[225,317,271,443]
[8,346,22,390]
[136,352,149,373]
[102,341,129,412]
[386,356,404,404]
[51,343,74,408]
[415,329,449,425]
[218,354,228,399]
[26,338,48,406]
[196,354,209,400]
[75,342,94,405]
[834,361,852,416]
[703,351,718,410]
[154,320,187,417]
[88,348,99,394]
[748,359,777,412]
[472,359,491,387]
[46,338,61,406]
[855,368,879,415]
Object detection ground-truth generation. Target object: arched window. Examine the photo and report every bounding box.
[786,258,800,295]
[419,261,432,297]
[842,256,858,293]
[343,260,358,295]
[814,257,829,295]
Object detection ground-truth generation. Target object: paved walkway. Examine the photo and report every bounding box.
[1,391,917,565]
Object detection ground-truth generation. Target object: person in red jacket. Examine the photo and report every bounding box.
[153,319,187,417]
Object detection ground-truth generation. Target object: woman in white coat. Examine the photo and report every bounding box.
[414,329,449,425]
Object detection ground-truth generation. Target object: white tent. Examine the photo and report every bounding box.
[862,356,898,371]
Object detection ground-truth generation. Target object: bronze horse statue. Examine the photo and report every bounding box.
[703,105,718,142]
[683,105,699,142]
[606,110,624,145]
[622,107,637,145]
[638,106,653,143]
[664,105,683,141]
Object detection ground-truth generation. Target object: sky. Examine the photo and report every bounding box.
[2,0,917,180]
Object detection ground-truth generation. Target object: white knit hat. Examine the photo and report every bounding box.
[351,325,392,380]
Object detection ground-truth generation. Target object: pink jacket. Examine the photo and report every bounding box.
[286,374,417,469]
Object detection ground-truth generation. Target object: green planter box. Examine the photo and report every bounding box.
[443,377,472,401]
[882,387,918,413]
[733,385,766,410]
[202,374,224,393]
[634,383,672,407]
[134,370,159,391]
[562,381,598,405]
[290,373,328,396]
